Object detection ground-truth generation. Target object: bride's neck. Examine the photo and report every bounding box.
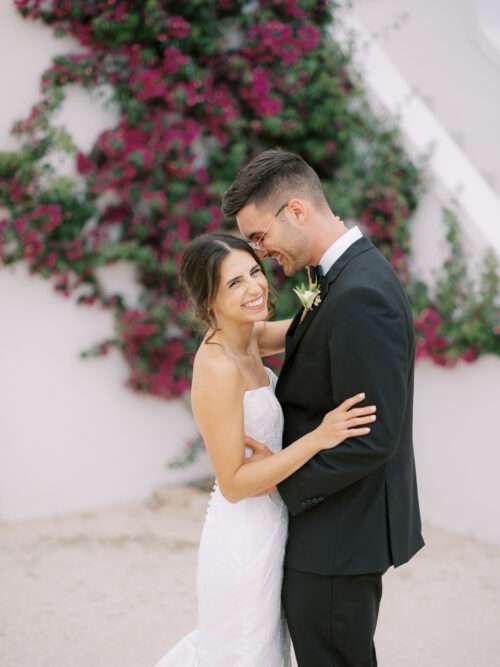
[207,319,254,358]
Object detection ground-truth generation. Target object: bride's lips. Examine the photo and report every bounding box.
[242,293,267,312]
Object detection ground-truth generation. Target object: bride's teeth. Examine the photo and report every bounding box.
[244,296,264,307]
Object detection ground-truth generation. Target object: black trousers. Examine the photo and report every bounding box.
[282,568,383,667]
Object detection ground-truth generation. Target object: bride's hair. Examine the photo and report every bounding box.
[181,233,277,341]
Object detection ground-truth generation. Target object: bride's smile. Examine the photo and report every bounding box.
[242,293,266,311]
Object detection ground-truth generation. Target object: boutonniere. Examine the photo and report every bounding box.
[293,266,322,322]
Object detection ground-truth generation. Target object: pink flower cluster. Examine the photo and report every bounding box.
[10,205,62,259]
[245,21,320,67]
[203,76,240,144]
[166,16,191,40]
[414,308,448,365]
[120,310,191,398]
[84,115,201,201]
[148,340,191,398]
[414,308,478,366]
[240,67,282,117]
[258,0,299,16]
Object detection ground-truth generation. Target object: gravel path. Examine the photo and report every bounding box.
[1,485,499,666]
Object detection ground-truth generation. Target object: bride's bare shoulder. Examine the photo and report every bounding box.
[192,341,243,397]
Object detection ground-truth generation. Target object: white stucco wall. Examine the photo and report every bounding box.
[0,3,499,547]
[350,0,500,196]
[335,6,500,279]
[414,357,500,546]
[0,263,211,521]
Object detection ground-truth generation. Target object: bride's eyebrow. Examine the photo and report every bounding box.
[225,274,242,286]
[225,264,260,286]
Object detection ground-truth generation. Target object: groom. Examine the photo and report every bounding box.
[222,149,424,666]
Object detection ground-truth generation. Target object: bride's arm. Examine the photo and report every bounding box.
[191,356,375,503]
[254,319,293,357]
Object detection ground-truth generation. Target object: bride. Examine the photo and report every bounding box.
[154,232,376,666]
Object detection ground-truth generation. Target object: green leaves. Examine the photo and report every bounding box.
[92,14,141,47]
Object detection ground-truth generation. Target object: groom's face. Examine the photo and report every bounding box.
[236,199,310,276]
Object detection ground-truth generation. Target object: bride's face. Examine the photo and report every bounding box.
[211,250,269,326]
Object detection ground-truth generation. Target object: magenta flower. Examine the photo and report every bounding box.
[461,348,478,363]
[77,152,94,175]
[167,16,191,40]
[297,25,321,51]
[163,46,189,75]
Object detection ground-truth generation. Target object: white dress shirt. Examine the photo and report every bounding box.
[318,225,363,277]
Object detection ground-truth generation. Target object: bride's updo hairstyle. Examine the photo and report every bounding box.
[181,232,276,339]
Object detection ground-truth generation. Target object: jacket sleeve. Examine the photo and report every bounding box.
[277,285,410,516]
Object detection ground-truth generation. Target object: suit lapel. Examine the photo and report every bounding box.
[285,308,304,340]
[280,237,374,375]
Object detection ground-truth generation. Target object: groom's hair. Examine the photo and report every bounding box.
[221,148,328,219]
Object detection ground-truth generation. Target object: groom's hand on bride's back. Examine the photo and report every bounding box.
[243,436,277,496]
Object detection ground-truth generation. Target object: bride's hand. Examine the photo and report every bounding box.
[243,436,277,496]
[244,435,273,460]
[315,393,376,451]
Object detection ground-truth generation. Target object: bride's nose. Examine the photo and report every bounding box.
[246,277,263,295]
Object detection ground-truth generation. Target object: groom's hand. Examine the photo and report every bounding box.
[244,436,277,496]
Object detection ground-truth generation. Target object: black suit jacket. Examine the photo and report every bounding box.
[276,236,424,575]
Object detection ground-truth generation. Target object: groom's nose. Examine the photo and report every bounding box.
[255,246,269,259]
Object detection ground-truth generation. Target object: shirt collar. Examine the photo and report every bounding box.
[318,225,363,277]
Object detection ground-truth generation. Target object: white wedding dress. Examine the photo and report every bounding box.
[154,366,291,667]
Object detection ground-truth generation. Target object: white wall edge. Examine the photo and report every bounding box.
[332,12,500,257]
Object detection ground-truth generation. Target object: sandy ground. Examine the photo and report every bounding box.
[1,485,500,667]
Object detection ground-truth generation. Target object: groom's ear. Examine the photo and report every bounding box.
[287,198,307,225]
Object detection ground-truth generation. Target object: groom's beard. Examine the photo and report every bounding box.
[270,252,300,276]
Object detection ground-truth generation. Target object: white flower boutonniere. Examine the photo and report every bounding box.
[293,266,322,322]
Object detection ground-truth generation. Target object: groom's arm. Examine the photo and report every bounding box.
[277,286,410,516]
[255,319,294,357]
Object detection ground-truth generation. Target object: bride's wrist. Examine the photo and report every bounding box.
[306,430,324,455]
